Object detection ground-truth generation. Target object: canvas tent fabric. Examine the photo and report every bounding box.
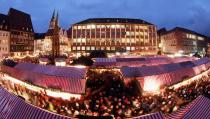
[0,87,72,119]
[14,63,86,80]
[1,63,87,94]
[93,57,197,67]
[131,112,164,119]
[122,58,210,87]
[165,96,210,119]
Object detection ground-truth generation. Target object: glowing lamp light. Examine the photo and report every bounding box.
[73,65,86,68]
[46,90,81,100]
[143,79,160,92]
[116,52,120,56]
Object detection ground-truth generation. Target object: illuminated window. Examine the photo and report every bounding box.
[81,38,86,43]
[73,46,76,50]
[126,47,130,51]
[87,25,91,29]
[116,25,121,28]
[198,36,204,40]
[73,26,77,29]
[131,47,135,51]
[82,46,85,50]
[91,46,95,50]
[131,39,135,43]
[77,38,81,43]
[106,25,110,28]
[122,38,125,43]
[126,39,130,43]
[111,25,116,28]
[106,47,110,50]
[111,47,115,50]
[82,26,86,29]
[101,25,105,28]
[77,47,81,50]
[101,47,105,50]
[78,26,82,29]
[91,25,96,29]
[86,47,90,50]
[126,32,130,36]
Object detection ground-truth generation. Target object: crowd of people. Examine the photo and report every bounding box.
[0,70,210,118]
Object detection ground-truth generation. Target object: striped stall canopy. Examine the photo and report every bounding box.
[166,96,210,119]
[0,88,20,119]
[93,57,197,67]
[131,112,164,119]
[0,87,72,119]
[192,57,209,66]
[1,63,87,94]
[93,58,117,67]
[122,58,210,86]
[14,63,87,80]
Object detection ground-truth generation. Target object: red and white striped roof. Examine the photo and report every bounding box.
[0,87,72,119]
[1,64,86,94]
[131,112,164,119]
[93,57,197,67]
[14,63,87,80]
[166,96,210,119]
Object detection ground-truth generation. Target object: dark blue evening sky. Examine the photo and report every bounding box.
[0,0,210,36]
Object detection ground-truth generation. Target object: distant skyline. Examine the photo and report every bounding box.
[0,0,210,36]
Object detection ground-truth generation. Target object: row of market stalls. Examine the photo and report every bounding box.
[0,57,209,97]
[0,87,72,119]
[0,63,87,98]
[121,58,210,91]
[0,87,209,119]
[93,56,197,67]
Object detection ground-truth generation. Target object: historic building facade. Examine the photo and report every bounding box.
[8,8,34,56]
[159,27,208,56]
[0,13,10,59]
[0,8,34,58]
[68,18,158,55]
[34,11,70,57]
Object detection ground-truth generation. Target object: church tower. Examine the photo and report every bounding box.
[46,10,60,57]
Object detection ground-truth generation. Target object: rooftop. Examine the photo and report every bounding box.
[74,18,153,25]
[163,27,208,38]
[0,13,10,31]
[8,8,34,32]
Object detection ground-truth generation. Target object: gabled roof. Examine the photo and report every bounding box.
[74,18,153,25]
[163,27,208,38]
[0,13,10,31]
[8,8,34,32]
[34,33,46,40]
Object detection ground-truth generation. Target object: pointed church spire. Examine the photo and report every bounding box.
[55,12,59,27]
[51,9,56,21]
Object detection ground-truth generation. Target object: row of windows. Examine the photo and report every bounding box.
[74,24,150,30]
[0,47,8,52]
[72,38,152,44]
[186,34,196,39]
[72,46,153,51]
[11,46,33,51]
[0,32,9,37]
[0,25,8,30]
[0,39,9,44]
[11,35,34,40]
